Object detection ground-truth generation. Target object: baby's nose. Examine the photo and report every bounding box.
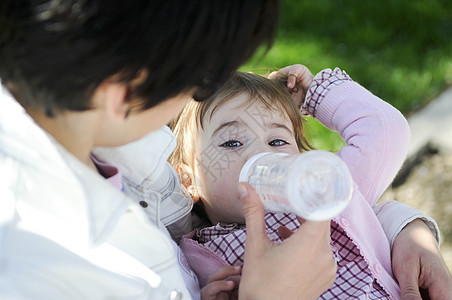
[245,146,278,162]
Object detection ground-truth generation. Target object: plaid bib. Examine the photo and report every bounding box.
[195,212,391,299]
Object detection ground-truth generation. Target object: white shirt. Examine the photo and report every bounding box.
[0,86,199,299]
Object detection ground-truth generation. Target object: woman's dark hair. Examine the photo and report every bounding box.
[0,0,280,116]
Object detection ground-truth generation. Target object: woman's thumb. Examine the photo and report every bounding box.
[238,182,266,245]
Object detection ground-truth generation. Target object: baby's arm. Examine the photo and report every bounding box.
[270,65,439,236]
[304,68,410,205]
[270,66,410,204]
[270,65,452,299]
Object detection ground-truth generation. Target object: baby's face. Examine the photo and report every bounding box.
[193,94,299,224]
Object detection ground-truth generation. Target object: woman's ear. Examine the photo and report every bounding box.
[106,84,131,120]
[92,81,130,121]
[93,70,148,121]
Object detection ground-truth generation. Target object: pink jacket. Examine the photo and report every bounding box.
[181,69,410,299]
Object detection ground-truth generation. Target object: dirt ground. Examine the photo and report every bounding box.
[380,148,452,272]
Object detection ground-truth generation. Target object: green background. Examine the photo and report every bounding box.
[241,0,452,151]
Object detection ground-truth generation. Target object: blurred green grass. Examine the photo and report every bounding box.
[241,0,452,151]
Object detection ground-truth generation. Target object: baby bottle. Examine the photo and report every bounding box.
[239,150,353,221]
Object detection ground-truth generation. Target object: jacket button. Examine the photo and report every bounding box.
[139,201,148,208]
[170,290,182,299]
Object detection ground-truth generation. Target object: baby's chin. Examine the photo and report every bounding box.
[216,217,246,226]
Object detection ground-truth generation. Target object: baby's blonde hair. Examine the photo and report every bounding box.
[169,71,313,188]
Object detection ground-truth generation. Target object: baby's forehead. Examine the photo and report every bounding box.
[207,93,290,122]
[199,94,293,135]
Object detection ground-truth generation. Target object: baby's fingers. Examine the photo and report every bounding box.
[201,280,234,300]
[202,266,241,300]
[268,64,313,108]
[269,64,311,84]
[207,266,241,284]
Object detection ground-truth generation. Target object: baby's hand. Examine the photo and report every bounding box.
[268,64,314,109]
[201,265,241,300]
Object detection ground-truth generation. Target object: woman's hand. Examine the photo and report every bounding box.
[268,64,314,109]
[201,265,241,300]
[392,219,452,300]
[237,182,336,300]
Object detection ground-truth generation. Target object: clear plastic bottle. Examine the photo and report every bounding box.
[238,150,353,221]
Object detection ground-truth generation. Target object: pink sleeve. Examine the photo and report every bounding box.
[306,70,410,205]
[179,232,229,288]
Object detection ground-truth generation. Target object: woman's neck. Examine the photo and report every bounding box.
[27,107,98,171]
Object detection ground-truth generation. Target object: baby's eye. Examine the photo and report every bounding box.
[269,139,289,146]
[219,140,243,148]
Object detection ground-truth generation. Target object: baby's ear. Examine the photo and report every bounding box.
[178,164,193,189]
[177,164,201,201]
